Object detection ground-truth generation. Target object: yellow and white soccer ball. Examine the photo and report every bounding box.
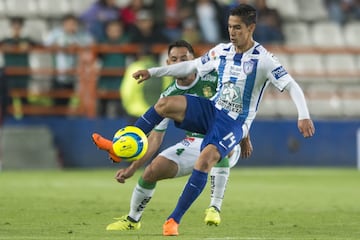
[112,126,148,162]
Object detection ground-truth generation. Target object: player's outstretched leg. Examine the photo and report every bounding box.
[163,169,208,236]
[106,177,156,231]
[205,157,230,226]
[134,106,164,134]
[91,133,121,162]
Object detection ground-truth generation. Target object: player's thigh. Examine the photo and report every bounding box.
[142,156,178,182]
[159,137,202,177]
[175,95,216,134]
[155,95,187,123]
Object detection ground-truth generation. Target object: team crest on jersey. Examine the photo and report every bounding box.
[243,60,255,75]
[202,86,213,98]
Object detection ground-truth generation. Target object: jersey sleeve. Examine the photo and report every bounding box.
[265,53,294,91]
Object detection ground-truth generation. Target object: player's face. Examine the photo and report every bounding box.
[167,46,194,65]
[167,46,195,84]
[228,15,255,52]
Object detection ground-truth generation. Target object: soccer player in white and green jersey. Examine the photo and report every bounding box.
[93,40,252,231]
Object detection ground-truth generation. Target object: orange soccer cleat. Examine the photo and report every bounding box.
[92,133,121,163]
[162,218,179,236]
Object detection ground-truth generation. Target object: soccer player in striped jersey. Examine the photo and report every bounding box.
[93,40,253,231]
[131,4,315,236]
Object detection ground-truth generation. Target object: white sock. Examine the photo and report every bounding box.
[128,183,155,222]
[209,167,230,212]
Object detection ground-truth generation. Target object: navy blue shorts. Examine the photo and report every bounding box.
[175,94,244,159]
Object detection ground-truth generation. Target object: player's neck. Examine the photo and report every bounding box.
[176,74,196,87]
[235,40,254,53]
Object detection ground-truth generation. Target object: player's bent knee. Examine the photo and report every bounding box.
[154,96,186,119]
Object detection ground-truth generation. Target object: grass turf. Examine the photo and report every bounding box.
[0,168,359,240]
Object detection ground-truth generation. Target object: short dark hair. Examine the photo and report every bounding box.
[62,13,78,23]
[10,17,24,26]
[168,40,195,56]
[229,4,257,26]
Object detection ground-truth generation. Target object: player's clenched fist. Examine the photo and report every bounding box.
[132,70,151,83]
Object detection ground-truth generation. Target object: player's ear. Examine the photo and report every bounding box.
[248,23,256,34]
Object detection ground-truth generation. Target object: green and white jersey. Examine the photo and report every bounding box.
[154,71,218,137]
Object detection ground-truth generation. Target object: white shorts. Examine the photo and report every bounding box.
[159,137,240,178]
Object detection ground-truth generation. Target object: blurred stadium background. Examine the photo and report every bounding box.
[0,0,359,170]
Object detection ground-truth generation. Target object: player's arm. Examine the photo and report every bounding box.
[266,54,315,138]
[284,80,315,138]
[115,130,165,183]
[133,59,198,83]
[239,132,253,158]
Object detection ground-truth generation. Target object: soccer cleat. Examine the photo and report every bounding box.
[162,218,179,236]
[204,206,221,226]
[106,215,141,231]
[91,133,121,162]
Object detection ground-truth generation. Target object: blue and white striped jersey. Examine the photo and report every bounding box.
[194,41,293,125]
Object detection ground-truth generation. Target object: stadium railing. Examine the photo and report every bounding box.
[1,43,359,118]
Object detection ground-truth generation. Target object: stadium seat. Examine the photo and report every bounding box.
[291,54,326,83]
[22,19,49,42]
[29,53,54,96]
[0,18,10,40]
[37,0,71,18]
[340,85,360,117]
[283,22,312,46]
[4,0,39,17]
[323,54,358,83]
[115,0,131,7]
[344,21,360,47]
[69,0,95,15]
[311,21,345,47]
[266,0,300,21]
[297,0,328,22]
[305,84,343,118]
[0,0,6,17]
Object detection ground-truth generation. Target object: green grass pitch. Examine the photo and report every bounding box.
[0,168,359,240]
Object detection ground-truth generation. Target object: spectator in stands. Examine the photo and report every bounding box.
[149,0,193,42]
[181,18,202,44]
[97,20,130,117]
[119,0,145,31]
[127,9,171,44]
[0,17,37,117]
[44,14,93,106]
[120,46,172,122]
[194,0,223,43]
[253,0,284,45]
[80,0,120,41]
[325,0,360,24]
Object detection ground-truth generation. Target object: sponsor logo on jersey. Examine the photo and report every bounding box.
[181,137,195,146]
[229,65,243,77]
[243,60,255,75]
[201,52,210,64]
[271,66,287,80]
[216,82,243,113]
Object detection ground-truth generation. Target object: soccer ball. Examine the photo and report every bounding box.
[112,126,148,161]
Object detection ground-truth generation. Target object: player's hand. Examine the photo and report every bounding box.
[132,70,151,84]
[240,133,253,159]
[114,166,136,184]
[298,119,315,138]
